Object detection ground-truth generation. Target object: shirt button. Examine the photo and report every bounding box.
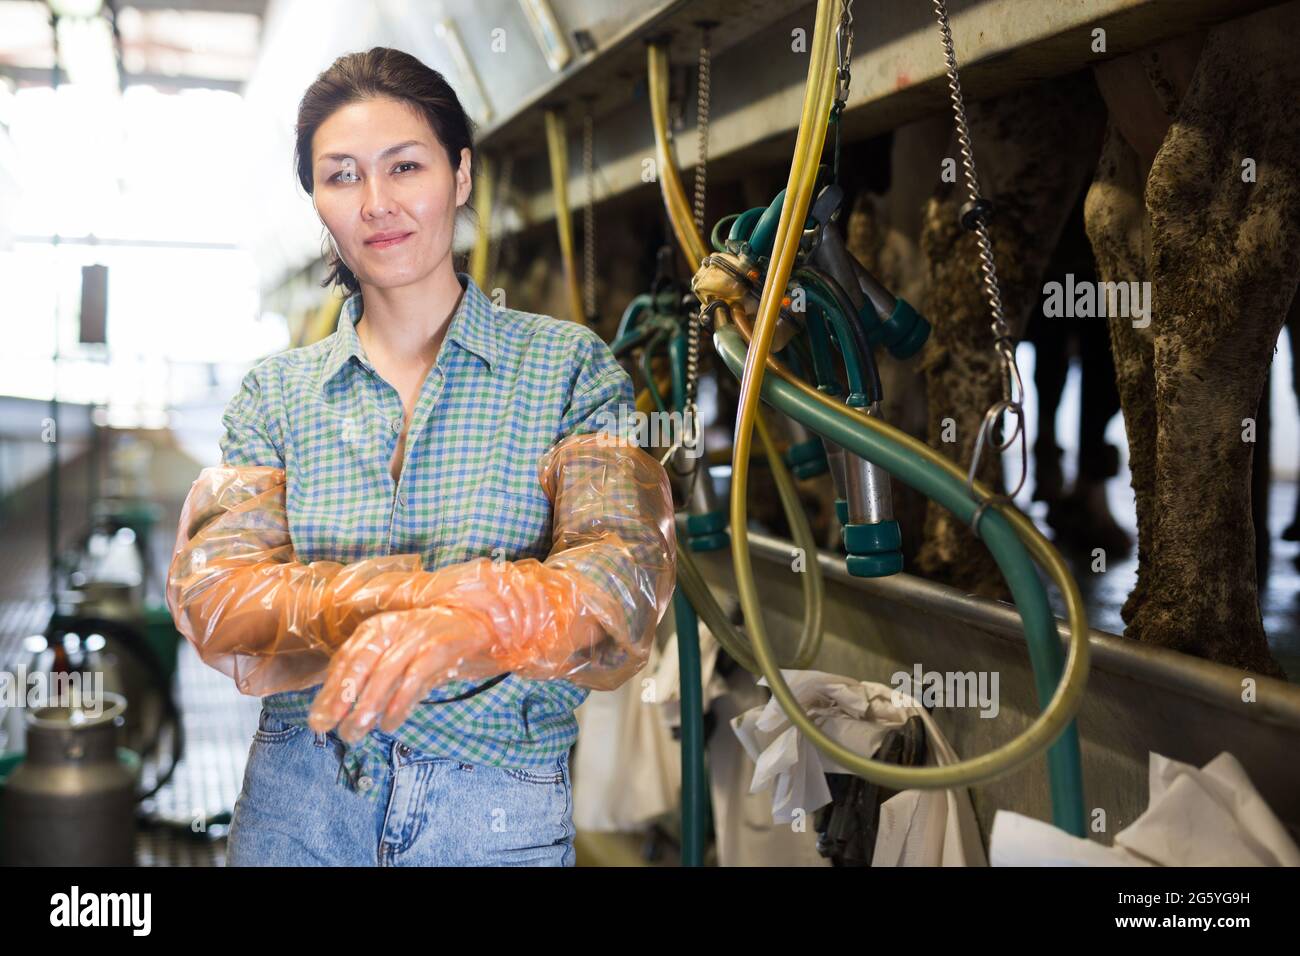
[397,744,411,756]
[357,775,374,792]
[397,492,407,509]
[391,418,402,434]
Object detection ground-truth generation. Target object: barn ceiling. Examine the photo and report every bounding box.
[1,0,1287,299]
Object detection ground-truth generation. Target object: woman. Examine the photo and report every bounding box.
[165,47,676,867]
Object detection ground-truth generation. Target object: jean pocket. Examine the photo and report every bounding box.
[500,759,565,786]
[253,709,306,745]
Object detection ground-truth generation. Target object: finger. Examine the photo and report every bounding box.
[308,615,398,731]
[336,618,432,742]
[379,619,494,733]
[378,666,439,735]
[379,643,457,734]
[307,629,375,731]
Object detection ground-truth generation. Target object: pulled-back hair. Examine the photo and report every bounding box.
[294,47,476,295]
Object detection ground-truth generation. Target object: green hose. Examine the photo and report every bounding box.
[797,279,870,399]
[641,328,672,415]
[616,293,653,342]
[671,586,706,866]
[727,207,765,248]
[714,324,1086,835]
[661,320,824,672]
[711,213,741,253]
[673,408,825,674]
[611,324,653,358]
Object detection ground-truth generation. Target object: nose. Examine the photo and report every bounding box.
[362,174,394,219]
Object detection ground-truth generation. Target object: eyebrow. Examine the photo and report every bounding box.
[317,140,427,165]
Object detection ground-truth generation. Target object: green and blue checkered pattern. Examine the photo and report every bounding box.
[219,272,635,800]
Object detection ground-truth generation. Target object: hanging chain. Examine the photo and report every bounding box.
[688,25,710,412]
[582,109,597,322]
[931,0,1027,528]
[670,24,713,486]
[487,152,513,286]
[830,0,855,183]
[834,0,854,104]
[691,28,710,253]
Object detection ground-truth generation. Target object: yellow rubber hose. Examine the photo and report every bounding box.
[544,109,588,326]
[648,43,708,270]
[721,0,1089,789]
[469,153,492,291]
[646,38,827,673]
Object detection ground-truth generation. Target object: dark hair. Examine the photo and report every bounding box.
[294,47,476,296]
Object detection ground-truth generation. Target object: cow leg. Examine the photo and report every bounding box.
[917,73,1105,596]
[1282,293,1300,541]
[1084,123,1156,626]
[1251,364,1272,589]
[1028,301,1070,503]
[1133,5,1300,677]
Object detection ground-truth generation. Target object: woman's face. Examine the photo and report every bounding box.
[311,96,471,291]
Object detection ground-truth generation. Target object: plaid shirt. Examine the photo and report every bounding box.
[219,272,635,801]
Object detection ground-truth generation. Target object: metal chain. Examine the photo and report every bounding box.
[692,30,710,251]
[834,0,854,108]
[688,25,710,412]
[931,0,1028,516]
[582,109,597,322]
[829,0,855,188]
[669,24,713,488]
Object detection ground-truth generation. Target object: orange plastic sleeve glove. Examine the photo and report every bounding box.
[306,431,678,742]
[164,465,448,696]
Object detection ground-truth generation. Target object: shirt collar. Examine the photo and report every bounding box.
[318,271,499,391]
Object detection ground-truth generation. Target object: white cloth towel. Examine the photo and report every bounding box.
[990,751,1300,866]
[730,668,986,866]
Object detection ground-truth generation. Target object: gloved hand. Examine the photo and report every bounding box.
[166,465,448,696]
[307,430,677,743]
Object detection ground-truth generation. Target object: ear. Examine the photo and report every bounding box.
[456,148,472,207]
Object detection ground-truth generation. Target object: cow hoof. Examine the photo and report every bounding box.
[1127,598,1288,680]
[1045,483,1133,559]
[1032,444,1065,503]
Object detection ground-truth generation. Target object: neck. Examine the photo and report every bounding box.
[356,260,465,369]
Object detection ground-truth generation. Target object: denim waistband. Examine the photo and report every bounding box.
[260,678,583,803]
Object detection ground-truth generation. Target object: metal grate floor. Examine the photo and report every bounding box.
[0,434,259,866]
[133,640,261,866]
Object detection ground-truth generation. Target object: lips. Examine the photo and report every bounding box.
[365,232,412,248]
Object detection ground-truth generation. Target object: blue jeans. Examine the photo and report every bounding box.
[227,708,576,866]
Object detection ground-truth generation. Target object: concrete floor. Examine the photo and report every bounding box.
[1030,471,1300,681]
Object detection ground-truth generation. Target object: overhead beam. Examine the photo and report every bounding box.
[115,0,268,14]
[12,233,241,249]
[0,63,244,92]
[477,0,1288,238]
